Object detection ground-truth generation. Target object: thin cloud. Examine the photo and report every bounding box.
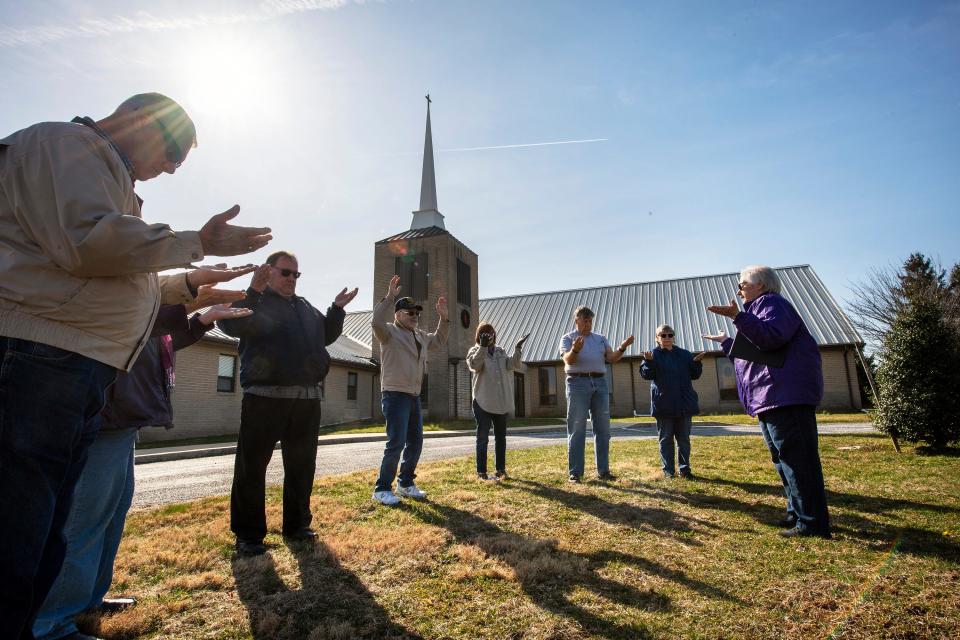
[441,138,608,152]
[0,0,370,48]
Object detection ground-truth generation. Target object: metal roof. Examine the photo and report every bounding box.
[375,226,448,244]
[340,264,862,363]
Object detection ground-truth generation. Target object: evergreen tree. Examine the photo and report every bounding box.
[874,296,960,449]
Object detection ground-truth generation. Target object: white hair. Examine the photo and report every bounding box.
[740,265,781,294]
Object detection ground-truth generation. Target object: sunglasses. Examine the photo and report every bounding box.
[737,281,752,290]
[154,117,185,168]
[402,310,421,317]
[276,268,301,279]
[659,333,674,338]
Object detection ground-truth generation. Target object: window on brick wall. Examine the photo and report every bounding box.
[715,357,739,401]
[538,367,557,406]
[347,372,358,400]
[606,363,614,405]
[456,258,471,307]
[217,354,237,392]
[395,253,428,301]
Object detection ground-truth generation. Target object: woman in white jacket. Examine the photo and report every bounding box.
[466,323,528,480]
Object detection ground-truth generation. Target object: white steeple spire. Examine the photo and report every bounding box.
[411,94,445,230]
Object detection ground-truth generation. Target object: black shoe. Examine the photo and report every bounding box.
[97,596,136,613]
[597,472,617,481]
[495,470,509,480]
[568,474,581,484]
[284,528,318,541]
[779,526,832,540]
[679,470,695,479]
[777,517,798,529]
[236,539,268,556]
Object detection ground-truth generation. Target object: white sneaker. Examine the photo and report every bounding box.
[396,484,427,499]
[372,490,401,505]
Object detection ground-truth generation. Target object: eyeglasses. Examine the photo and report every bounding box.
[402,310,421,317]
[659,333,674,338]
[737,281,752,291]
[276,268,301,279]
[154,117,185,168]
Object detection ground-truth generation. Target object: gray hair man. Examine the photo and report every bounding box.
[0,92,271,635]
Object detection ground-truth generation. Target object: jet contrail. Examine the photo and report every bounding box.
[441,138,607,152]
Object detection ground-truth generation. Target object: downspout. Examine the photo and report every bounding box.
[842,347,855,409]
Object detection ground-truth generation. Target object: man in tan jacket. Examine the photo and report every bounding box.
[0,92,271,637]
[372,275,448,505]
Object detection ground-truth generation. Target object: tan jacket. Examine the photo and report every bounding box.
[0,121,204,370]
[372,294,448,395]
[466,344,526,415]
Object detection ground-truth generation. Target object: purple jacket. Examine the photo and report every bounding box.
[720,292,823,417]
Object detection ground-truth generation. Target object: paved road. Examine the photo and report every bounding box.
[132,423,876,509]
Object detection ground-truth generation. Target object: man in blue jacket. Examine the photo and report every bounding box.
[219,251,358,556]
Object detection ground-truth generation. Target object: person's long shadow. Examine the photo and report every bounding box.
[695,475,960,560]
[507,478,725,544]
[409,500,746,640]
[232,540,422,640]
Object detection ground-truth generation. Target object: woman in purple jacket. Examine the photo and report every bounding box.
[704,265,831,539]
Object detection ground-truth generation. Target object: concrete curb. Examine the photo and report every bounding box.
[133,421,876,465]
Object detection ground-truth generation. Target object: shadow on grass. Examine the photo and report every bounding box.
[507,478,725,545]
[231,540,421,640]
[409,500,746,640]
[638,475,960,561]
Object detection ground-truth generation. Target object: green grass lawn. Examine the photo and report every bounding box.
[86,433,958,639]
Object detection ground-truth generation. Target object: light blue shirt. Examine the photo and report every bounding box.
[559,330,610,374]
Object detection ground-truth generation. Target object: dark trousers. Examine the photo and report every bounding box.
[230,394,321,542]
[656,415,692,476]
[757,404,830,535]
[472,400,507,475]
[0,337,116,640]
[374,391,423,492]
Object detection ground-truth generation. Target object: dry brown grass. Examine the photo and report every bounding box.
[77,434,960,639]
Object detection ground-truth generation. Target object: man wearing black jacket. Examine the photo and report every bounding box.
[219,251,358,556]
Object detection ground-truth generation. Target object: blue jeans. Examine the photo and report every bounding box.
[0,337,116,639]
[757,404,830,535]
[375,392,423,492]
[472,400,507,475]
[656,416,692,476]
[565,376,611,477]
[33,427,138,640]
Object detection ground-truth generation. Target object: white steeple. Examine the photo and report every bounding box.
[411,94,446,230]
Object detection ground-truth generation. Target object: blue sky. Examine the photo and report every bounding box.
[2,0,958,324]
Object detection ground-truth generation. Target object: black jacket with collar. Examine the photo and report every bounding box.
[217,287,345,388]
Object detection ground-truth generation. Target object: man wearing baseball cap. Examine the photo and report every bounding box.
[371,275,448,505]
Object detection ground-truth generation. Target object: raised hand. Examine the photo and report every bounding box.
[198,205,272,257]
[334,287,359,309]
[702,331,729,343]
[186,263,257,289]
[572,335,585,353]
[184,284,247,313]
[515,332,531,351]
[249,264,272,293]
[692,351,707,362]
[388,275,401,298]
[199,303,253,326]
[642,350,654,361]
[436,295,448,321]
[620,335,635,351]
[706,299,739,319]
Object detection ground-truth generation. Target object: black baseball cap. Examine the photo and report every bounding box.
[395,297,423,312]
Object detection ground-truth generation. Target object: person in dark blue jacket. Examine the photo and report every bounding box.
[218,251,358,556]
[639,324,705,478]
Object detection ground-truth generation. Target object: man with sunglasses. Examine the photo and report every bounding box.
[0,92,272,637]
[371,275,448,505]
[218,251,359,555]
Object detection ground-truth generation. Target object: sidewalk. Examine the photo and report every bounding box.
[133,421,877,465]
